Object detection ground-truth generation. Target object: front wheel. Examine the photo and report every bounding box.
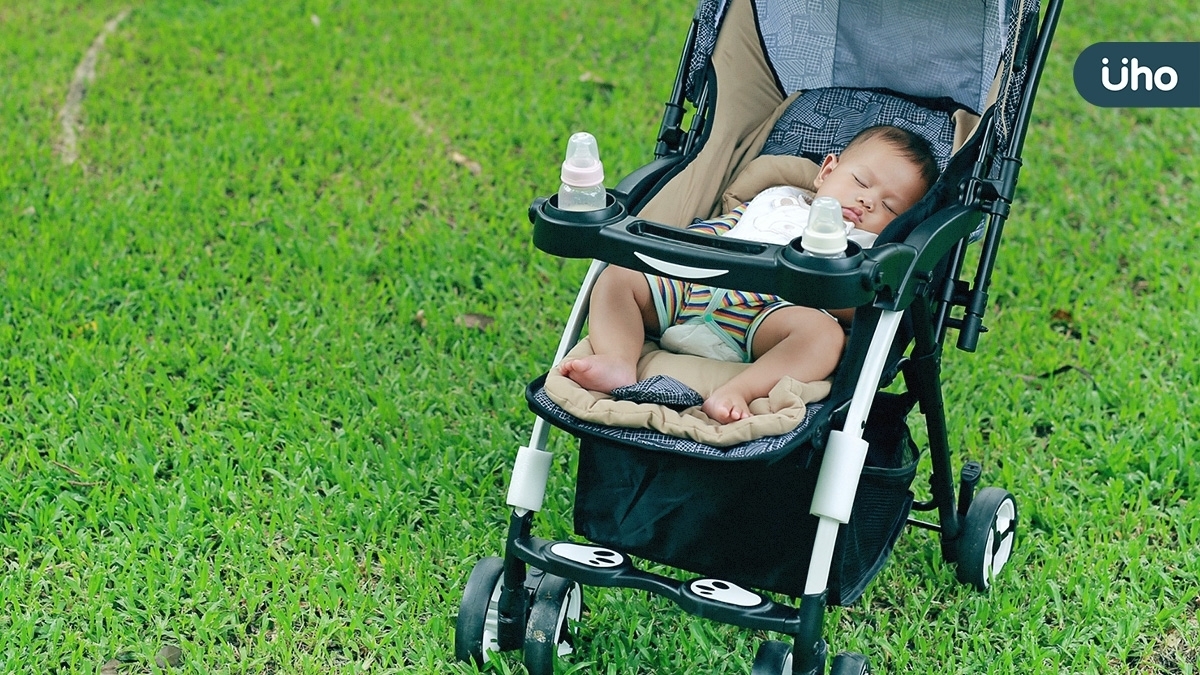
[454,557,506,666]
[523,574,583,675]
[956,487,1018,591]
[829,651,871,675]
[751,640,793,675]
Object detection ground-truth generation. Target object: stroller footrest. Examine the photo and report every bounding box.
[510,535,805,634]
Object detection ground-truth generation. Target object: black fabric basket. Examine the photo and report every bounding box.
[572,393,918,605]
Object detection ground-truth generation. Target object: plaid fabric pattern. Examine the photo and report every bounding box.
[992,0,1042,162]
[761,87,956,170]
[686,0,730,103]
[532,386,823,461]
[753,0,1006,115]
[611,376,705,410]
[682,0,1036,168]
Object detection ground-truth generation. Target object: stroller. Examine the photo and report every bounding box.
[456,0,1062,672]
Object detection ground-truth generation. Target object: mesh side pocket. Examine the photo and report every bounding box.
[828,456,917,603]
[830,393,920,605]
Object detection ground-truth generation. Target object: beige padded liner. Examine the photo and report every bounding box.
[546,338,830,447]
[638,0,795,227]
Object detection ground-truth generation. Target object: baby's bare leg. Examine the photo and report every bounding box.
[558,266,660,393]
[702,306,845,423]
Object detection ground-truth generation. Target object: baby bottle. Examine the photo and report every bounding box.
[801,196,848,258]
[557,132,606,211]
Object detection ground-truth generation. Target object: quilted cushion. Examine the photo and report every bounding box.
[761,87,956,170]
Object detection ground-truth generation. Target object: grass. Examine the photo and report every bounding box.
[0,0,1197,673]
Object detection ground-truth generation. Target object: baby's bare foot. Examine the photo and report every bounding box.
[702,388,752,424]
[558,354,637,394]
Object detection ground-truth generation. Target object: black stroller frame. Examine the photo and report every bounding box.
[456,0,1063,672]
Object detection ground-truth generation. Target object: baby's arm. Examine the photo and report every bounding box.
[687,204,746,237]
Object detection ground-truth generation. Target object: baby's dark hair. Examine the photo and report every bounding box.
[844,125,940,192]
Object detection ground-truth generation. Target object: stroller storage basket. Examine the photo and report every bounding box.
[572,393,918,605]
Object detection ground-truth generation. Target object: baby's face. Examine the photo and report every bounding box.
[813,141,929,234]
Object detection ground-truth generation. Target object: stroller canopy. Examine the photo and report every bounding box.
[693,0,1023,115]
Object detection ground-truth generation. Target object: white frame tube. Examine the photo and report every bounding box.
[804,310,904,595]
[508,260,607,512]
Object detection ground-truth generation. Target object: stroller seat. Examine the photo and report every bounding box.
[456,0,1061,672]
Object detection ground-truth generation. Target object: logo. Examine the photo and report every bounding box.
[1074,42,1200,107]
[1101,58,1178,92]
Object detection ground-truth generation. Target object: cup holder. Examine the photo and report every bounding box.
[781,237,864,271]
[538,192,626,225]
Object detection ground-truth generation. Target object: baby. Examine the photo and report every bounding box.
[561,125,940,424]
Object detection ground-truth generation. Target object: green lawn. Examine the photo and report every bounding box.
[1,1,1197,673]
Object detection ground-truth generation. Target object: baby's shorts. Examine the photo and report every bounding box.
[645,274,836,363]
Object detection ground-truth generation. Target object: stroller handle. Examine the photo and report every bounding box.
[530,193,981,311]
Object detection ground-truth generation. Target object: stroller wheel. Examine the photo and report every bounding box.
[751,640,793,675]
[454,557,506,666]
[829,651,871,675]
[956,487,1018,591]
[523,573,583,675]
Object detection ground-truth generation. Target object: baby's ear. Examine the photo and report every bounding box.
[814,154,838,187]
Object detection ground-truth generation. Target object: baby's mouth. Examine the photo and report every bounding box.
[842,207,862,225]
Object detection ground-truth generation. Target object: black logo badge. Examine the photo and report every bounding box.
[1074,42,1199,107]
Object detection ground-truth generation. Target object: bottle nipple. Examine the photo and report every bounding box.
[802,196,848,257]
[560,132,604,187]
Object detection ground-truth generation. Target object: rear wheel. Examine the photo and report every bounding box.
[454,557,506,666]
[523,574,583,675]
[956,487,1018,591]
